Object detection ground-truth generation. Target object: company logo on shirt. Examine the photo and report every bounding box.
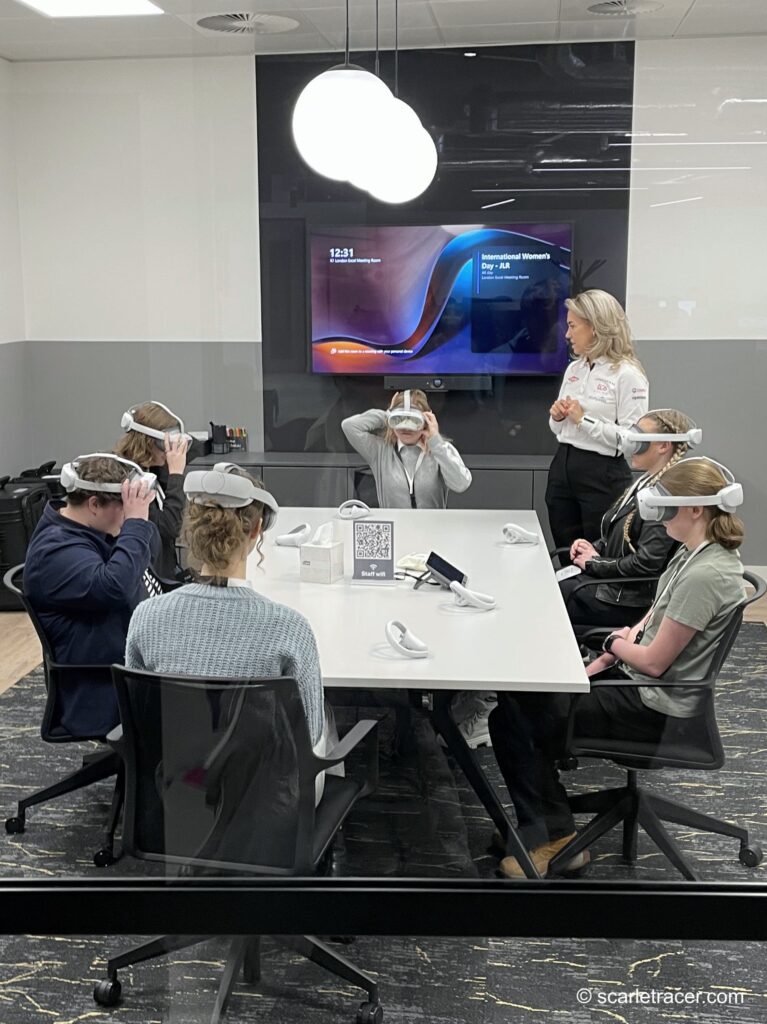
[632,387,647,396]
[567,375,579,383]
[595,382,608,393]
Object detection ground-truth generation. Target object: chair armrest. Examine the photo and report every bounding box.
[315,718,379,768]
[549,546,570,566]
[589,675,715,690]
[561,574,660,614]
[49,659,114,673]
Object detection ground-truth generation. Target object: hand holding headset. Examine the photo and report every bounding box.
[183,463,279,528]
[385,620,429,659]
[386,390,426,432]
[60,453,165,509]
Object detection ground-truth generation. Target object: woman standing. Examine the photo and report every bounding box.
[545,290,649,552]
[341,389,471,508]
[115,401,190,580]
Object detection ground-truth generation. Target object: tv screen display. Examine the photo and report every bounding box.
[310,223,572,376]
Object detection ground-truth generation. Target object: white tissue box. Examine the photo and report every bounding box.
[299,540,344,584]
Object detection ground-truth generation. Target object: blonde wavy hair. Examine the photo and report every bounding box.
[621,409,696,551]
[182,468,267,577]
[565,289,645,375]
[114,401,182,470]
[660,459,744,551]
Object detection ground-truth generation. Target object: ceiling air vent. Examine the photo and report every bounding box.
[587,0,664,14]
[196,12,300,35]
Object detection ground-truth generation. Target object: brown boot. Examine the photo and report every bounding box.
[498,832,590,879]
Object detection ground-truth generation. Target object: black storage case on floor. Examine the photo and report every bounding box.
[0,463,59,611]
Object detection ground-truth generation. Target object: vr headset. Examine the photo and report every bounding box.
[386,390,425,432]
[121,401,191,447]
[637,458,743,523]
[618,414,702,458]
[183,462,279,530]
[60,453,163,507]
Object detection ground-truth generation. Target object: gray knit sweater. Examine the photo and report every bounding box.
[125,583,324,745]
[341,409,472,509]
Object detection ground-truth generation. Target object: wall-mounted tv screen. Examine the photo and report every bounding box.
[310,223,572,376]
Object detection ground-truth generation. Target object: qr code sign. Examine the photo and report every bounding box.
[354,521,393,561]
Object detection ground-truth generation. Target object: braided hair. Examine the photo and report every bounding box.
[620,409,696,552]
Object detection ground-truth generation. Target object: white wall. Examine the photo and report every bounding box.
[627,36,767,341]
[12,56,260,342]
[0,57,24,345]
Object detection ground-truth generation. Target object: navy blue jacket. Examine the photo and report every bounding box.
[24,501,160,738]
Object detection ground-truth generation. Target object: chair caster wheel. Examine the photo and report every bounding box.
[739,844,763,868]
[357,1001,383,1024]
[560,757,578,771]
[5,816,25,835]
[93,848,115,868]
[93,978,122,1007]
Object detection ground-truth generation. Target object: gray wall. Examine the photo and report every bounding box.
[0,342,27,472]
[3,341,263,474]
[640,339,766,565]
[3,337,764,565]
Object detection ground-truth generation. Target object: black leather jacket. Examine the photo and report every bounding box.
[583,482,679,608]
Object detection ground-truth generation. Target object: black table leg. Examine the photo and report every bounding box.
[430,691,540,880]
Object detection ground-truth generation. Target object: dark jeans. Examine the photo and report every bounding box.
[545,444,632,554]
[559,574,647,630]
[488,682,687,849]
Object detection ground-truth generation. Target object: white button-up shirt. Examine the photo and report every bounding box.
[549,354,649,457]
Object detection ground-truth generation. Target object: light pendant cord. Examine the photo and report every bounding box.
[394,0,399,97]
[345,0,350,66]
[375,0,380,78]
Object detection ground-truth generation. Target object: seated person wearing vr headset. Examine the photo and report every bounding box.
[341,389,472,509]
[490,457,746,878]
[24,454,161,737]
[125,464,341,804]
[115,401,191,580]
[560,409,700,630]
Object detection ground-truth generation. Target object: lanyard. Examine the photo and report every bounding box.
[395,445,425,509]
[640,540,712,635]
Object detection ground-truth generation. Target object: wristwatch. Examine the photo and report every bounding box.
[602,632,619,655]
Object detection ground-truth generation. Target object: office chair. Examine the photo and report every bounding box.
[549,571,766,881]
[95,666,382,1024]
[2,564,123,867]
[550,546,662,636]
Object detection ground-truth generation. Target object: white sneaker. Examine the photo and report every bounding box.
[439,708,492,750]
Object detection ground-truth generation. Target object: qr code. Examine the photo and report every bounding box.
[354,521,393,561]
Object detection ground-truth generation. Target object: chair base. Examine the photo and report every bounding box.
[5,749,124,866]
[551,772,763,880]
[96,933,382,1024]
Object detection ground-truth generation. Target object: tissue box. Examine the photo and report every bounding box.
[299,540,344,584]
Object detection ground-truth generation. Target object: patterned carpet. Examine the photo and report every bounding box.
[0,623,766,1021]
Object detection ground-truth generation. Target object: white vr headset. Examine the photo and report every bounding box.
[386,390,425,432]
[618,414,702,458]
[637,458,744,523]
[183,463,279,530]
[60,452,164,508]
[121,401,190,446]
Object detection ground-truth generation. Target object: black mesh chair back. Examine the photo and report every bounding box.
[113,666,372,876]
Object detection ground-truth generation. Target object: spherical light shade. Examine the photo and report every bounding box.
[292,66,392,181]
[364,126,439,204]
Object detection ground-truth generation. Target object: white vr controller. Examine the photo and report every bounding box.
[385,620,429,659]
[449,580,497,611]
[502,523,539,545]
[275,523,312,547]
[338,499,372,520]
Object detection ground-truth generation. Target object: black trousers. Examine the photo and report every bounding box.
[545,443,632,553]
[488,683,691,849]
[559,574,647,631]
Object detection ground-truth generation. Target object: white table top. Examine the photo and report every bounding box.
[247,508,589,694]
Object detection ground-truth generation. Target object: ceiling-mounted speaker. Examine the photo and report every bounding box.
[587,0,664,14]
[196,12,300,35]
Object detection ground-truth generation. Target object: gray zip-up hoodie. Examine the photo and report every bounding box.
[341,409,472,509]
